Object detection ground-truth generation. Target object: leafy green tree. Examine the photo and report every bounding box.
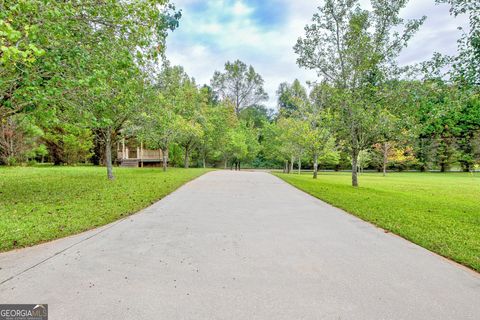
[225,121,260,170]
[295,0,424,186]
[276,79,308,117]
[211,60,268,115]
[161,67,205,168]
[0,114,43,165]
[43,124,93,165]
[261,121,285,169]
[1,0,180,177]
[177,117,204,169]
[239,105,273,128]
[373,80,418,175]
[302,83,338,179]
[276,117,310,173]
[436,0,479,86]
[138,90,181,172]
[139,64,199,171]
[197,92,237,168]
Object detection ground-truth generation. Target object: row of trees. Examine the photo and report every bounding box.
[265,78,480,178]
[137,62,262,172]
[261,0,480,187]
[2,0,479,187]
[0,1,264,179]
[1,0,181,179]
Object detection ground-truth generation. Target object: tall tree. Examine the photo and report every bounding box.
[211,60,268,115]
[276,79,308,117]
[197,90,236,168]
[226,121,260,170]
[436,0,479,86]
[434,0,480,171]
[167,69,204,169]
[301,83,337,179]
[137,84,181,172]
[294,0,424,186]
[0,0,181,178]
[276,117,309,174]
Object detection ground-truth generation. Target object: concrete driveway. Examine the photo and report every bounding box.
[1,170,479,319]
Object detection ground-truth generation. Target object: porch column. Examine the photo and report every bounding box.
[140,142,144,167]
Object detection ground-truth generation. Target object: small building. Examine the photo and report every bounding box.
[117,139,167,167]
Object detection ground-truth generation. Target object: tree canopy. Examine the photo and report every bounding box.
[1,0,479,185]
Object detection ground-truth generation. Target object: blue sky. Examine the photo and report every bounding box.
[166,0,468,109]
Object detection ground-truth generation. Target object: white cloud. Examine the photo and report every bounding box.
[166,0,468,109]
[231,1,253,16]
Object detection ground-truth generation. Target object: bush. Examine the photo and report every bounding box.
[5,156,17,166]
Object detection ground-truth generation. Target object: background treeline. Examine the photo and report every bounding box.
[0,0,266,178]
[0,0,181,180]
[1,0,479,186]
[265,0,480,187]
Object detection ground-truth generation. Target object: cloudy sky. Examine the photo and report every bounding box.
[166,0,468,109]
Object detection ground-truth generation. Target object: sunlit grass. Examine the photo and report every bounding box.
[0,166,210,251]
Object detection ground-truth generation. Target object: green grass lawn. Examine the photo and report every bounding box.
[274,172,480,272]
[0,166,210,251]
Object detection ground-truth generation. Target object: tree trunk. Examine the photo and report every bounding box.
[383,142,388,176]
[290,155,294,174]
[313,153,318,179]
[184,145,190,169]
[202,155,206,168]
[91,131,105,166]
[224,159,228,169]
[162,148,168,172]
[284,160,288,173]
[462,162,471,172]
[440,162,446,173]
[298,157,301,174]
[351,149,359,187]
[238,161,241,171]
[105,133,114,180]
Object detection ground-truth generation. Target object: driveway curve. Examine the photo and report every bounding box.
[0,170,479,319]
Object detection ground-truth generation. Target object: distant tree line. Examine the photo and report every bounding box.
[262,0,480,187]
[0,1,265,179]
[1,0,479,187]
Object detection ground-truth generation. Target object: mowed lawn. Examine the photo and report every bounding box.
[0,166,210,251]
[274,172,480,272]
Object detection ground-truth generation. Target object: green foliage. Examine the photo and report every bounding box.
[294,0,424,186]
[436,0,479,85]
[211,60,268,115]
[226,121,260,164]
[0,114,43,164]
[136,64,241,169]
[238,105,273,128]
[276,79,308,117]
[0,0,180,175]
[2,0,479,181]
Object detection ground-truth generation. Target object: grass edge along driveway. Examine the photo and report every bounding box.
[0,167,211,252]
[273,172,480,273]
